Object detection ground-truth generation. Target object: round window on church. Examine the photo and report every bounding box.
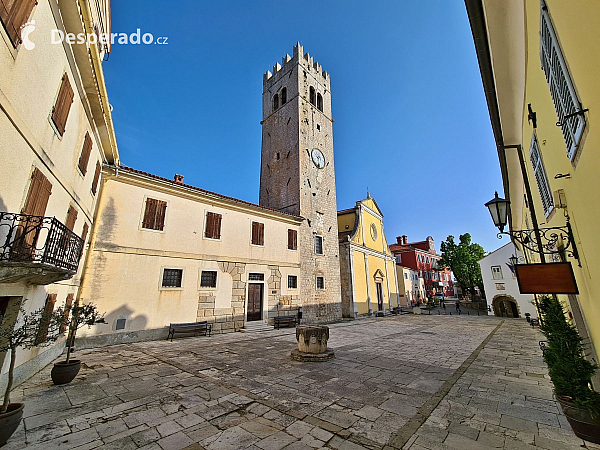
[370,223,378,241]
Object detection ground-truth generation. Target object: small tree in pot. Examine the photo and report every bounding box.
[539,295,600,443]
[51,302,104,385]
[0,304,64,445]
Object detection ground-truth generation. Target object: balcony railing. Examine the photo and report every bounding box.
[0,212,84,273]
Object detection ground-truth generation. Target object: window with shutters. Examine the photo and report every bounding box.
[0,0,36,48]
[540,1,586,161]
[36,293,57,344]
[161,268,182,288]
[142,198,167,231]
[91,161,101,195]
[60,294,74,334]
[79,222,89,257]
[314,235,323,255]
[51,74,74,136]
[316,276,325,290]
[204,211,222,240]
[529,135,554,216]
[251,221,264,246]
[78,133,92,175]
[65,205,78,231]
[200,271,217,288]
[287,229,297,251]
[288,275,297,289]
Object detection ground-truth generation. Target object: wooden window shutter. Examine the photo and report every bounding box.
[36,293,57,343]
[288,229,297,250]
[155,200,167,231]
[0,0,36,47]
[79,222,89,257]
[22,167,52,217]
[251,222,258,245]
[214,213,221,239]
[51,74,74,136]
[205,212,214,238]
[60,294,74,333]
[91,161,101,195]
[65,205,78,231]
[256,222,264,246]
[78,133,92,175]
[142,198,157,229]
[205,212,221,239]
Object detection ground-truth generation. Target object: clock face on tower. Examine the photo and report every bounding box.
[311,149,325,169]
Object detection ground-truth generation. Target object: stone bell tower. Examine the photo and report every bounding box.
[259,43,342,322]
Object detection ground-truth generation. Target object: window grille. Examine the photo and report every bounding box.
[540,1,585,160]
[288,275,297,289]
[200,271,217,288]
[249,273,264,281]
[162,269,182,287]
[316,276,325,290]
[314,235,323,255]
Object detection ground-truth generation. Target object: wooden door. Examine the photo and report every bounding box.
[376,282,384,311]
[247,283,263,321]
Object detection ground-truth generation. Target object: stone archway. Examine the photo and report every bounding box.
[492,295,520,318]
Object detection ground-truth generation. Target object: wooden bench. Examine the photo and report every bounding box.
[168,321,212,341]
[274,315,297,329]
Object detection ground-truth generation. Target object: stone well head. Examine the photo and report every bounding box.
[296,325,329,354]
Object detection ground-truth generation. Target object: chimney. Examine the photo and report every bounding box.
[174,174,184,184]
[396,236,402,245]
[402,235,408,245]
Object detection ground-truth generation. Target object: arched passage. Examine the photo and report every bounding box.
[492,295,520,318]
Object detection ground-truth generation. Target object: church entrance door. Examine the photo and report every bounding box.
[376,282,384,311]
[247,283,263,322]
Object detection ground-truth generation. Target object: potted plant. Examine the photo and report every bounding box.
[525,312,531,323]
[539,295,600,444]
[51,302,104,385]
[0,304,64,445]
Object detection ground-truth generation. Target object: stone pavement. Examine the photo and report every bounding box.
[6,315,599,450]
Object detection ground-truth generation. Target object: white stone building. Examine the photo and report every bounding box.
[478,242,537,318]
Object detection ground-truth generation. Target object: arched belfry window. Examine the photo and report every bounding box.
[281,88,287,105]
[309,86,315,105]
[316,93,323,112]
[273,94,279,111]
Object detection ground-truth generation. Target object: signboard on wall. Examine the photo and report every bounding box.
[515,262,579,294]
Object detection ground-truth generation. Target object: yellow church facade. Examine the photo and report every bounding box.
[338,197,399,317]
[467,0,600,373]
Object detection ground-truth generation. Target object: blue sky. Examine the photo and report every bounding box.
[103,0,506,253]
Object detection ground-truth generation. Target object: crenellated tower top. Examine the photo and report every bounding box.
[263,42,330,84]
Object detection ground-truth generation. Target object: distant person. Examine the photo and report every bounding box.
[442,302,446,311]
[455,300,461,314]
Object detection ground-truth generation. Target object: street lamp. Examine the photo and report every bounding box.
[509,254,519,267]
[485,191,510,233]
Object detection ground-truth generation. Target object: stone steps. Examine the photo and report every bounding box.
[240,322,273,333]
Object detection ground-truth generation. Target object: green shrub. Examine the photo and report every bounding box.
[539,295,600,417]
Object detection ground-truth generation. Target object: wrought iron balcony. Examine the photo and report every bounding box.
[0,212,84,284]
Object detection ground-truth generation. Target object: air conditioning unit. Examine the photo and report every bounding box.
[553,189,567,209]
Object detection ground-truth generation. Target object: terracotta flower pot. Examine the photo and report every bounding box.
[51,360,81,385]
[0,403,24,446]
[557,395,600,444]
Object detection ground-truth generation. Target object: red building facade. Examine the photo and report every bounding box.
[389,235,455,298]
